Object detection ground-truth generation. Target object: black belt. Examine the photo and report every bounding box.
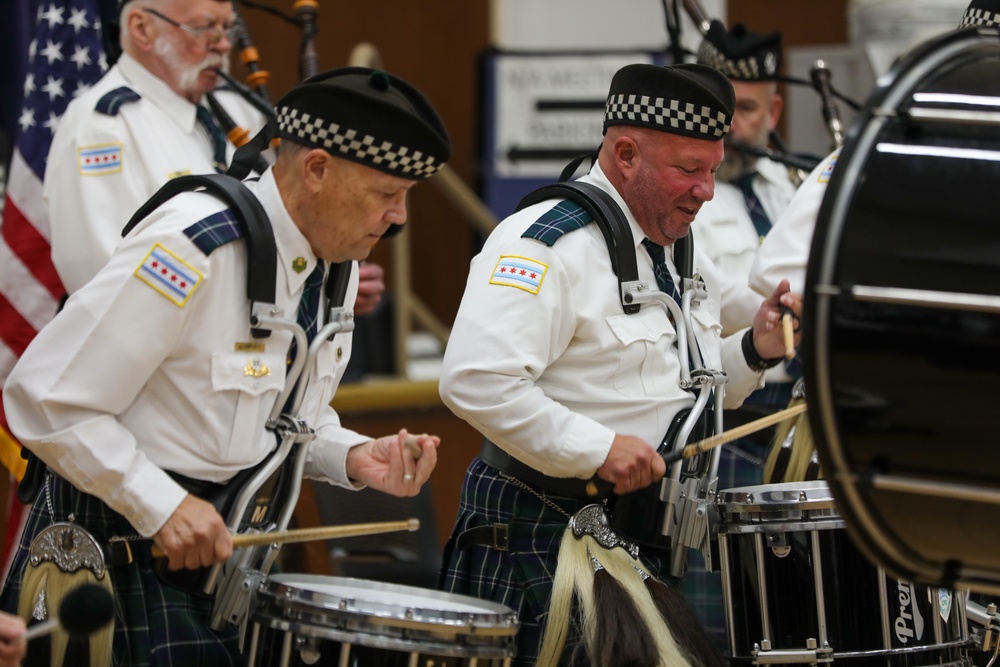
[105,539,138,568]
[456,523,509,552]
[478,438,611,500]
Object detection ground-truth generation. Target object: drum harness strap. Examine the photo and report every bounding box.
[460,182,728,575]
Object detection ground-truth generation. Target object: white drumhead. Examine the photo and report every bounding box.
[270,574,498,614]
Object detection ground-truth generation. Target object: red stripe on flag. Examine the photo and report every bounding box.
[0,291,37,359]
[1,201,62,300]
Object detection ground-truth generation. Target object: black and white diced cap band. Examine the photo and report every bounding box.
[963,8,1000,27]
[698,41,778,81]
[276,106,443,179]
[605,94,730,139]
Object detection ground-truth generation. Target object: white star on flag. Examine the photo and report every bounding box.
[44,111,61,134]
[68,7,89,33]
[42,75,65,102]
[71,45,91,70]
[41,4,65,29]
[17,108,36,132]
[41,39,64,65]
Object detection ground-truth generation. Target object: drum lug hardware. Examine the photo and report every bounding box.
[294,635,322,666]
[766,532,791,558]
[752,638,833,664]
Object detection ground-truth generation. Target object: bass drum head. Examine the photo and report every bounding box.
[804,26,1000,593]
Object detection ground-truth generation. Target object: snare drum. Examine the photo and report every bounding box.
[247,574,518,666]
[717,481,971,666]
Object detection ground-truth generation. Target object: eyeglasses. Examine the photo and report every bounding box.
[142,8,237,45]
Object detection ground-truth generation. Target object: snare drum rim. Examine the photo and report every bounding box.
[717,481,833,508]
[251,613,518,660]
[258,574,519,636]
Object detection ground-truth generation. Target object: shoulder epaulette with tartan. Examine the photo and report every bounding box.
[183,209,245,256]
[95,86,142,116]
[521,199,594,247]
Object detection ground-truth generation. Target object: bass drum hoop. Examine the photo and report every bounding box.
[804,26,1000,591]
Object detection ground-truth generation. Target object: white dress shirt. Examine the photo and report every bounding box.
[694,156,799,335]
[439,163,763,480]
[45,53,266,294]
[4,169,366,538]
[750,149,840,297]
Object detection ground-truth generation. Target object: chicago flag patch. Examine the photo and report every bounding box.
[489,255,548,294]
[135,244,203,306]
[78,143,123,175]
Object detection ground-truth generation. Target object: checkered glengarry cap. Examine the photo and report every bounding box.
[604,63,734,141]
[275,67,451,180]
[961,0,1000,27]
[697,21,783,82]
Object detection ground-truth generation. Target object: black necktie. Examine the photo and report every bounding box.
[734,171,771,240]
[642,239,706,371]
[195,105,228,173]
[641,239,682,307]
[298,261,325,343]
[288,261,325,366]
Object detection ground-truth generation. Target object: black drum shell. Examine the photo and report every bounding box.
[718,482,970,666]
[804,26,1000,593]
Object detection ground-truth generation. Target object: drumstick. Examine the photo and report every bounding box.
[662,402,807,466]
[151,518,419,558]
[584,402,809,497]
[781,307,796,359]
[403,434,423,460]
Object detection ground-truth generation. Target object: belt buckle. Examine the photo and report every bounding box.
[107,537,134,567]
[492,523,509,551]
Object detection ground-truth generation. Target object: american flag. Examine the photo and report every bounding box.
[0,0,107,479]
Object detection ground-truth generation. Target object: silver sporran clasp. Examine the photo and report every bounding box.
[568,504,639,559]
[28,522,107,579]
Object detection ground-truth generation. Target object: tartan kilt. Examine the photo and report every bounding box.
[0,473,242,667]
[438,458,593,667]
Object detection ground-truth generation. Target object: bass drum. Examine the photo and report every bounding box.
[804,25,1000,593]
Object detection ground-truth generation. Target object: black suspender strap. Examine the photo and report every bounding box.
[517,181,640,314]
[516,181,694,315]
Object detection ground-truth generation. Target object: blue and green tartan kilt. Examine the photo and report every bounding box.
[438,458,681,667]
[0,473,242,667]
[683,441,766,652]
